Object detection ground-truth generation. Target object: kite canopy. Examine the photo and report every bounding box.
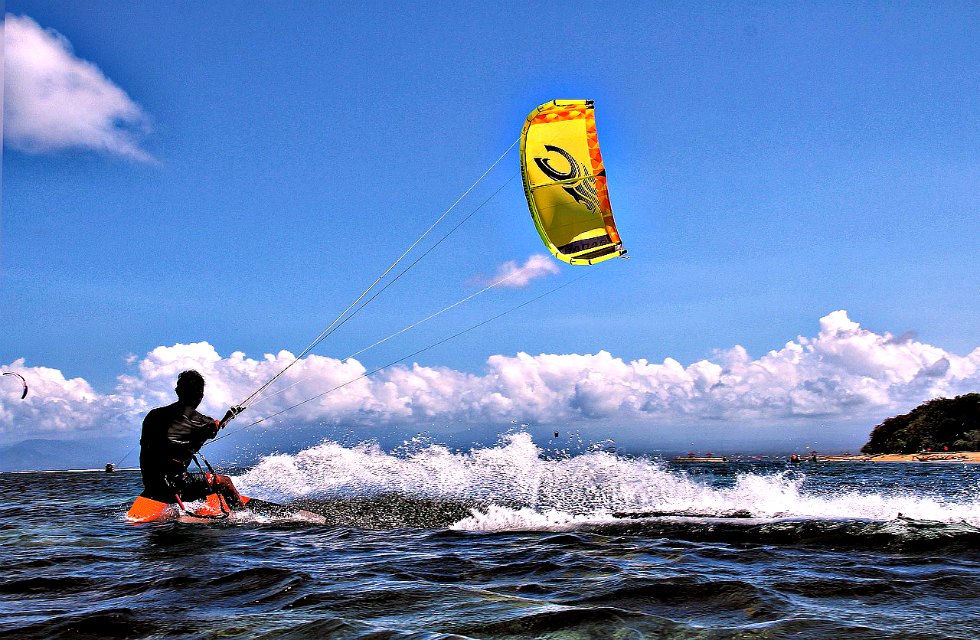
[520,100,626,265]
[2,372,28,400]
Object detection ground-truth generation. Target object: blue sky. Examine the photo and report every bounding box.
[2,3,978,458]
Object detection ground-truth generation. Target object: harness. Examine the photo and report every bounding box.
[165,452,232,520]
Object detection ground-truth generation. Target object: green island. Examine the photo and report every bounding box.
[861,393,980,454]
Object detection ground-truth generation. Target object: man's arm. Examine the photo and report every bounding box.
[218,405,245,429]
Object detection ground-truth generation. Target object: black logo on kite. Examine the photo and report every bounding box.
[533,145,600,212]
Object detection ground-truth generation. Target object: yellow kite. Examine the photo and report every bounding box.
[520,100,626,265]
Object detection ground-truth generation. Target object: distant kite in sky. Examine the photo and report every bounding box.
[2,372,28,400]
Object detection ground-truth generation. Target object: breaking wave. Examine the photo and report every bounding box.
[234,432,980,540]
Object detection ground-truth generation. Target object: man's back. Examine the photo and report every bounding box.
[139,401,218,497]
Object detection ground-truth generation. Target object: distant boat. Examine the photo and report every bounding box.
[913,453,967,462]
[673,455,730,463]
[789,454,821,463]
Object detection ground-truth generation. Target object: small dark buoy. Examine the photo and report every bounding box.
[553,431,559,438]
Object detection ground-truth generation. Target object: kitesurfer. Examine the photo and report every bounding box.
[139,370,244,508]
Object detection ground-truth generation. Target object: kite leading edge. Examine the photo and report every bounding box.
[2,372,28,400]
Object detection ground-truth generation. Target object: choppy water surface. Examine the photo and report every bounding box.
[2,433,980,639]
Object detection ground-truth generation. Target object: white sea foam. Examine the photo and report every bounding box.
[234,433,980,532]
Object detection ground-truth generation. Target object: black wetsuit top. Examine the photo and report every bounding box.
[139,402,219,501]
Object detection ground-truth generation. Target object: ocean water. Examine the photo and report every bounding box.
[2,432,979,639]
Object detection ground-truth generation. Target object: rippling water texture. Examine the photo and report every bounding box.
[2,433,980,639]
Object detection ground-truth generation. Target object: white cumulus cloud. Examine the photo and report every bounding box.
[3,13,154,161]
[0,358,142,440]
[1,311,978,445]
[477,254,561,288]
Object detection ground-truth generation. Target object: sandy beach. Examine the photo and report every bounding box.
[823,452,980,463]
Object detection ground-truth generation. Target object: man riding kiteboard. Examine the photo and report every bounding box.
[127,369,327,523]
[136,370,244,514]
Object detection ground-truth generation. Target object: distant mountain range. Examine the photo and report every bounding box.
[0,438,135,472]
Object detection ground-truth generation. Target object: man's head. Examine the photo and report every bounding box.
[175,370,206,406]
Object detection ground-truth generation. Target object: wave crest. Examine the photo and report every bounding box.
[234,433,980,533]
